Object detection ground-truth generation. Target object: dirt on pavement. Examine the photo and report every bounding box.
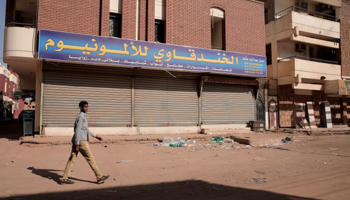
[0,133,349,200]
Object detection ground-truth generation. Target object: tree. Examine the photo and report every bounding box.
[11,89,35,101]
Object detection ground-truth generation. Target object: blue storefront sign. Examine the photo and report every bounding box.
[38,30,266,77]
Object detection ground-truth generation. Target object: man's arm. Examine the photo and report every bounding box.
[74,116,84,146]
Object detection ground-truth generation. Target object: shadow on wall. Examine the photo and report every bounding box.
[8,175,317,200]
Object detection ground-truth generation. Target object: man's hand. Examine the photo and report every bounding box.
[96,135,103,141]
[75,145,80,152]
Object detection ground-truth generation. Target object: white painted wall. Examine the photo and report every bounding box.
[155,0,165,20]
[277,41,308,60]
[110,0,122,14]
[3,27,36,58]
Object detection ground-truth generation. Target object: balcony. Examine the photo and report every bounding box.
[277,57,341,89]
[3,25,37,81]
[266,7,340,43]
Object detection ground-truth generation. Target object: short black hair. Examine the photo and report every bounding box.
[79,101,88,107]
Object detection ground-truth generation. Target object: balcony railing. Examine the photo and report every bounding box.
[278,55,338,64]
[275,6,336,21]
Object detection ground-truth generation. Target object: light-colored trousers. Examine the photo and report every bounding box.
[62,141,102,179]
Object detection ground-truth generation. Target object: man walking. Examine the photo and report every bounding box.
[60,101,109,184]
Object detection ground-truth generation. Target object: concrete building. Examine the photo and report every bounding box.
[0,65,20,119]
[3,0,267,136]
[261,0,350,129]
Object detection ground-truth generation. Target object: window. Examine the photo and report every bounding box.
[266,44,272,65]
[4,79,7,93]
[265,9,268,24]
[309,47,314,59]
[109,13,122,37]
[211,8,225,50]
[155,20,165,43]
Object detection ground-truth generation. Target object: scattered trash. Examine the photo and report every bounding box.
[302,144,305,146]
[253,178,268,183]
[150,152,155,154]
[324,162,327,165]
[45,181,49,184]
[281,139,287,143]
[245,145,252,148]
[329,148,338,151]
[117,160,128,164]
[215,154,219,157]
[153,143,161,146]
[255,170,266,175]
[11,161,15,163]
[29,165,38,169]
[211,137,225,143]
[108,151,117,154]
[112,178,116,181]
[258,144,264,148]
[104,145,108,148]
[286,137,292,141]
[161,137,193,147]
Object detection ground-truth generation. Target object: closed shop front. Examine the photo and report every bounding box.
[328,97,342,125]
[42,64,133,127]
[134,70,199,126]
[201,83,256,125]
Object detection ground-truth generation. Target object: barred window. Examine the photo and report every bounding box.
[109,13,122,37]
[155,20,165,43]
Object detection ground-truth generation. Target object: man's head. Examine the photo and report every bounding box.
[79,101,88,113]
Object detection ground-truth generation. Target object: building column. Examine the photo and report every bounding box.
[341,95,347,125]
[34,62,42,133]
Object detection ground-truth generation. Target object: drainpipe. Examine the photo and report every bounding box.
[136,0,140,40]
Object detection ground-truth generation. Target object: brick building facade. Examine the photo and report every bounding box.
[36,0,265,56]
[4,0,267,135]
[0,65,19,119]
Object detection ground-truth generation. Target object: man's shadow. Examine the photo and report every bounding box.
[27,167,96,184]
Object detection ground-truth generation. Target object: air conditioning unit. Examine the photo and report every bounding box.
[295,43,306,52]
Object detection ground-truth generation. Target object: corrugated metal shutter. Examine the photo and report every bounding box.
[43,63,132,127]
[329,97,341,124]
[202,83,255,124]
[134,70,199,126]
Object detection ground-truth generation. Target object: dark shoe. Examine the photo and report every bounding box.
[60,178,75,184]
[97,175,110,184]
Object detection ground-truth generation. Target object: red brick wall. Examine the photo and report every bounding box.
[38,0,110,36]
[340,0,350,77]
[37,0,264,55]
[278,85,295,128]
[165,0,265,56]
[122,0,137,39]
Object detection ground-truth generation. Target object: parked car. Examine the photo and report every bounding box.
[18,110,35,124]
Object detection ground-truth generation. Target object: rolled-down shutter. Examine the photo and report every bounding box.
[135,76,199,126]
[43,66,132,127]
[202,83,255,124]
